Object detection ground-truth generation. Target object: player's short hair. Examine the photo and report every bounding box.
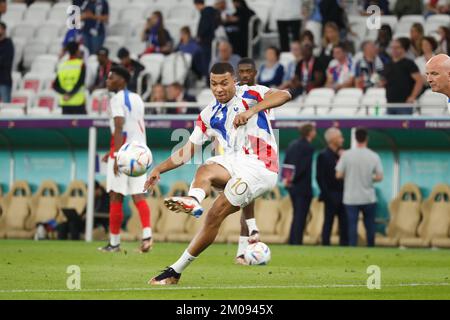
[65,41,79,56]
[117,47,130,59]
[238,57,256,69]
[110,66,131,84]
[395,37,411,52]
[210,62,235,76]
[299,123,315,139]
[355,127,368,143]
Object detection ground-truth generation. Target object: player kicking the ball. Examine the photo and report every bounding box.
[98,66,153,253]
[144,62,292,285]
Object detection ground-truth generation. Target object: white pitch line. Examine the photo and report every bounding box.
[0,283,449,294]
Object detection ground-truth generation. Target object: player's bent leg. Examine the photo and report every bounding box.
[164,163,231,218]
[149,193,239,285]
[132,193,153,253]
[98,192,123,252]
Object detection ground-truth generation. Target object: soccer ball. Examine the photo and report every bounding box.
[116,141,153,177]
[244,242,271,265]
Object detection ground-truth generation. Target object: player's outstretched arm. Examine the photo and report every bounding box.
[234,89,292,128]
[144,141,196,191]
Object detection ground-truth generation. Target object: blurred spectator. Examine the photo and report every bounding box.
[80,0,109,55]
[410,23,425,58]
[117,47,145,93]
[319,0,346,31]
[300,29,315,46]
[283,123,316,245]
[237,57,257,85]
[325,43,354,91]
[280,40,303,90]
[94,181,109,232]
[393,0,423,18]
[336,127,383,247]
[382,38,423,115]
[319,22,341,67]
[149,83,167,114]
[360,0,390,15]
[176,26,202,77]
[426,0,450,15]
[273,0,303,52]
[141,11,173,55]
[90,47,117,91]
[53,42,87,115]
[415,36,438,84]
[291,42,326,96]
[316,127,348,246]
[209,41,241,73]
[166,82,198,114]
[0,0,6,20]
[257,46,284,88]
[0,22,13,103]
[60,28,88,62]
[375,24,393,64]
[194,0,221,77]
[353,41,384,91]
[437,26,450,55]
[224,0,255,57]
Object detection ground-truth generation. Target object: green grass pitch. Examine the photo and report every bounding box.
[0,240,449,300]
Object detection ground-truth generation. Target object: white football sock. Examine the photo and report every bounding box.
[246,218,259,234]
[237,236,249,257]
[110,234,120,247]
[142,227,152,239]
[188,187,206,204]
[170,250,197,274]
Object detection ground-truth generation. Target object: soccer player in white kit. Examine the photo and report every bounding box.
[425,54,450,114]
[98,66,153,253]
[144,63,292,285]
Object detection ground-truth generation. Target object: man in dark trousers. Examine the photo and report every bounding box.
[283,123,316,245]
[0,22,14,103]
[316,127,348,246]
[194,0,220,77]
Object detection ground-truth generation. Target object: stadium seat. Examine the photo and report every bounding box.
[379,15,398,30]
[152,181,191,242]
[160,52,192,85]
[122,185,163,241]
[48,2,70,23]
[11,89,35,110]
[23,2,51,24]
[247,2,271,29]
[88,89,110,115]
[35,90,58,112]
[376,183,422,247]
[329,96,361,116]
[22,41,49,70]
[0,181,33,239]
[196,89,214,107]
[419,89,448,116]
[279,52,295,71]
[108,22,133,38]
[11,37,26,71]
[139,53,165,87]
[125,39,146,57]
[11,23,36,40]
[303,95,333,115]
[103,36,125,59]
[47,39,64,56]
[109,0,130,8]
[304,20,322,48]
[426,14,450,25]
[167,5,198,21]
[119,5,146,22]
[400,184,450,248]
[20,72,54,93]
[58,181,87,225]
[12,71,22,93]
[26,180,60,238]
[30,54,59,74]
[361,88,387,115]
[35,23,63,44]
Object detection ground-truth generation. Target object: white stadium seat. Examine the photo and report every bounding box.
[35,90,59,112]
[89,89,110,115]
[139,53,165,84]
[48,2,71,23]
[330,96,361,116]
[23,2,51,24]
[399,15,425,25]
[379,15,398,30]
[307,88,335,99]
[12,72,22,93]
[167,5,198,21]
[125,40,146,56]
[11,23,36,40]
[22,41,49,70]
[35,23,64,44]
[161,52,192,85]
[103,36,125,59]
[419,89,448,116]
[426,14,450,25]
[335,88,363,99]
[20,73,49,93]
[30,55,59,74]
[196,89,214,107]
[0,108,26,117]
[303,95,333,115]
[119,6,146,22]
[108,22,133,38]
[279,52,295,71]
[11,89,36,110]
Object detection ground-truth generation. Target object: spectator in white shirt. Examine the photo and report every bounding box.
[326,43,354,91]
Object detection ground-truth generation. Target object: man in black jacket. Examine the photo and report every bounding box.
[316,127,348,246]
[194,0,220,77]
[117,47,145,93]
[283,123,316,245]
[0,22,14,103]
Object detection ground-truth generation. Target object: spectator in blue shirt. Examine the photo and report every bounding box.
[80,0,109,55]
[257,46,284,88]
[176,26,202,77]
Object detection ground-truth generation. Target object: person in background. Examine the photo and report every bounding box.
[0,0,7,20]
[141,11,173,55]
[209,41,241,73]
[279,40,303,90]
[325,43,354,91]
[273,0,303,52]
[353,41,384,91]
[224,0,255,58]
[437,26,450,55]
[194,0,220,77]
[0,22,14,103]
[166,82,198,115]
[319,0,347,33]
[283,123,316,245]
[148,83,167,114]
[53,41,86,115]
[393,0,423,18]
[415,36,438,85]
[375,24,393,64]
[176,26,202,77]
[382,38,423,115]
[316,127,348,246]
[80,0,109,55]
[257,46,284,88]
[117,47,145,93]
[94,180,109,233]
[336,127,383,247]
[319,22,341,67]
[90,47,117,92]
[409,23,425,58]
[360,0,390,15]
[290,42,326,96]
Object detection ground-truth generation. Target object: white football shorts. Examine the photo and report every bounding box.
[106,157,147,196]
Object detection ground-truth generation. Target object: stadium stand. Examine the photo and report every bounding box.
[376,183,422,247]
[58,180,87,224]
